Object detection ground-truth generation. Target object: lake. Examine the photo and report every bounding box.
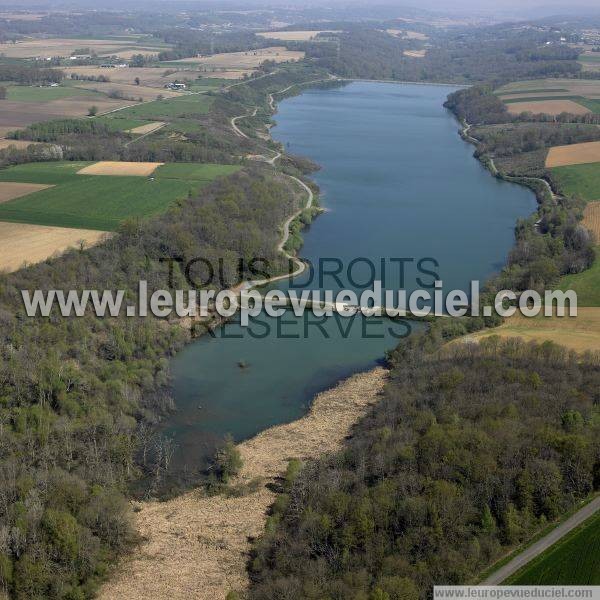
[164,81,537,478]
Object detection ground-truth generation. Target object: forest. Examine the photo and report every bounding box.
[307,26,582,84]
[0,166,305,599]
[249,334,600,599]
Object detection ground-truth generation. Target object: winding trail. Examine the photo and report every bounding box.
[483,495,600,584]
[237,174,313,292]
[230,106,258,138]
[461,120,558,205]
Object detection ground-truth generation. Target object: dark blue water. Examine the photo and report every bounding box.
[165,82,537,473]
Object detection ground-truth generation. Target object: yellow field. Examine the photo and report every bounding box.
[77,161,163,176]
[507,100,590,116]
[546,141,600,167]
[583,202,600,239]
[0,182,52,203]
[0,12,46,21]
[458,309,600,354]
[64,66,200,89]
[403,50,427,58]
[0,222,109,273]
[498,78,600,97]
[174,47,305,69]
[126,122,166,135]
[257,30,339,41]
[0,38,137,59]
[0,139,40,150]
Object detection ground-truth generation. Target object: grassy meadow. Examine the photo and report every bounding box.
[0,161,240,230]
[550,162,600,202]
[559,249,600,307]
[108,93,214,120]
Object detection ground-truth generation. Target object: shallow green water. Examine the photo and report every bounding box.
[165,82,537,476]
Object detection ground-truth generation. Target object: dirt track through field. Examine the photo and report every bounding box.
[546,141,600,167]
[77,161,163,176]
[98,368,387,600]
[0,182,53,203]
[0,222,108,272]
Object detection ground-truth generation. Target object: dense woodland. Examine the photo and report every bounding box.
[249,335,600,599]
[0,166,305,599]
[0,9,600,598]
[308,26,582,84]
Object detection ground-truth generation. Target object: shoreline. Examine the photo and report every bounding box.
[98,367,388,599]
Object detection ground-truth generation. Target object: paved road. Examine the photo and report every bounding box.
[483,495,600,584]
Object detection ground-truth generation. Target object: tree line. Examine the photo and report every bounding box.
[249,332,600,599]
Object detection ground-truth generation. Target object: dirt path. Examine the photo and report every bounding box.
[98,368,388,600]
[483,495,600,584]
[231,106,258,139]
[237,174,313,292]
[461,120,558,205]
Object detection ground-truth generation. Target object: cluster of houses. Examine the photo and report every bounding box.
[164,82,187,90]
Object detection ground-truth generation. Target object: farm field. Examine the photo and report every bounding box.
[94,116,153,132]
[163,47,304,70]
[0,161,240,230]
[497,79,600,114]
[460,308,600,352]
[583,202,600,239]
[549,162,600,199]
[0,222,109,273]
[0,182,53,203]
[505,510,600,585]
[257,30,340,41]
[126,121,166,134]
[506,99,591,116]
[63,66,203,88]
[108,93,214,120]
[559,249,600,307]
[70,80,182,102]
[403,50,427,58]
[0,97,137,129]
[0,37,169,59]
[77,161,163,176]
[387,29,429,40]
[5,85,103,102]
[546,142,600,168]
[497,78,600,97]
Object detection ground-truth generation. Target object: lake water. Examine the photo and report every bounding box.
[164,81,537,478]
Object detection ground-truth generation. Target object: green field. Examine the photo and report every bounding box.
[95,116,155,132]
[111,94,214,120]
[154,163,238,181]
[0,161,239,231]
[506,510,600,584]
[550,162,600,202]
[162,118,205,135]
[559,247,600,307]
[579,54,600,63]
[6,85,102,102]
